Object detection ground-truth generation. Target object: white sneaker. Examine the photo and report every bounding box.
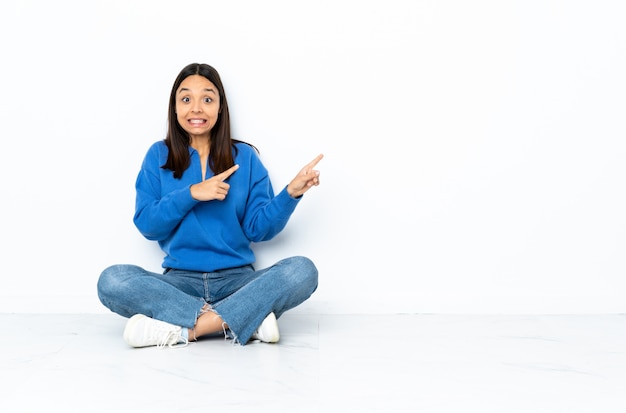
[123,314,188,348]
[251,312,280,343]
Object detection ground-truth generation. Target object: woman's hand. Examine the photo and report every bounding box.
[287,154,324,198]
[190,164,239,201]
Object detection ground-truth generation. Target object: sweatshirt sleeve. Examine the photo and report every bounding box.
[240,149,301,242]
[133,144,199,241]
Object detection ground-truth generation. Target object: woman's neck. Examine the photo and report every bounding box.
[190,136,211,158]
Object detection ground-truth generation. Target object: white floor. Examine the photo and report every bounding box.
[2,313,626,412]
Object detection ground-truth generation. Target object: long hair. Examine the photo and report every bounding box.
[162,63,255,179]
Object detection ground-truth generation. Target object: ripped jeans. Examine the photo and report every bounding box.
[97,256,318,345]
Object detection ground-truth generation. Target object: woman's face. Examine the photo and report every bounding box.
[175,75,221,140]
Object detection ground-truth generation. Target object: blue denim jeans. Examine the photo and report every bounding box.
[97,256,318,345]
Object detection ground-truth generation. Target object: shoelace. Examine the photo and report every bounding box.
[155,329,189,349]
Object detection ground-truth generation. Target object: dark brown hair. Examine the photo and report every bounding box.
[162,63,256,179]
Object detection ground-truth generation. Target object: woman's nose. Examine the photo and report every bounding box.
[191,103,203,112]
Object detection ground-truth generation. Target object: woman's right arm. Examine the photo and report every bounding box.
[132,146,199,241]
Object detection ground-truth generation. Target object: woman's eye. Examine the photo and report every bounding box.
[181,97,190,103]
[203,97,213,103]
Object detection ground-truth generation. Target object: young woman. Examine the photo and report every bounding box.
[97,63,323,348]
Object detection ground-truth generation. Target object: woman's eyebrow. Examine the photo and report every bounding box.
[178,87,217,94]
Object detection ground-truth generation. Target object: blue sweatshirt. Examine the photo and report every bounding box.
[133,140,301,272]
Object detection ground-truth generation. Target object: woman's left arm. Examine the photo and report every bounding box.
[241,153,323,242]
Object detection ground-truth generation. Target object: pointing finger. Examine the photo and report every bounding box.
[304,154,324,171]
[215,164,239,181]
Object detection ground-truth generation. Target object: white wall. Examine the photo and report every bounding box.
[1,0,625,314]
